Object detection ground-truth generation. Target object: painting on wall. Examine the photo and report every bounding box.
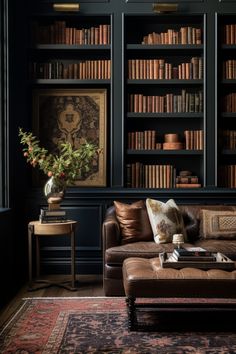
[33,88,107,186]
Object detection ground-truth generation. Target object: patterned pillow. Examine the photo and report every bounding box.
[146,198,186,244]
[201,209,236,239]
[114,200,153,244]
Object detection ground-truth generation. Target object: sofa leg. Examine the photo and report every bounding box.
[126,296,137,331]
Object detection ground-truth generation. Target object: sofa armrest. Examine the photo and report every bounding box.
[102,206,121,252]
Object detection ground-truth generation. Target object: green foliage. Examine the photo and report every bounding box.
[19,127,98,186]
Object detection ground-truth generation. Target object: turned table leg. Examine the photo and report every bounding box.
[126,296,137,331]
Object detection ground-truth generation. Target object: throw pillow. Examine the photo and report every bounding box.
[146,198,187,244]
[200,209,236,239]
[114,200,153,244]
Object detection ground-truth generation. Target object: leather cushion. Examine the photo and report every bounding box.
[194,239,236,260]
[105,241,188,265]
[201,209,236,239]
[114,200,153,244]
[123,257,236,298]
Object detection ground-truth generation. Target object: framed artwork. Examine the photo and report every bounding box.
[33,88,107,186]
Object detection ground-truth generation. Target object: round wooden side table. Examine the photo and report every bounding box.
[28,220,78,291]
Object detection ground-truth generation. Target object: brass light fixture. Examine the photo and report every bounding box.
[53,3,80,12]
[153,3,178,13]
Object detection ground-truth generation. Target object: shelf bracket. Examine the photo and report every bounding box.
[152,3,178,13]
[53,3,80,12]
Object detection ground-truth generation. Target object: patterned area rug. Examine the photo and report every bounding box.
[1,297,236,353]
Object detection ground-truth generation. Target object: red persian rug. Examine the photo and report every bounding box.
[1,297,236,354]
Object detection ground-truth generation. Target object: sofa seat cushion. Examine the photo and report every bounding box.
[105,241,193,265]
[194,239,236,260]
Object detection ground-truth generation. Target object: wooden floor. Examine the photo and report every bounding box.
[0,274,104,328]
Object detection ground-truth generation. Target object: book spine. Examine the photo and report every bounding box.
[174,249,212,257]
[176,255,216,262]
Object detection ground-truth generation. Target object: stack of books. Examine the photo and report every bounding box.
[39,208,67,223]
[172,247,216,262]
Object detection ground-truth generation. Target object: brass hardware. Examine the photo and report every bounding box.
[53,3,80,12]
[153,3,178,13]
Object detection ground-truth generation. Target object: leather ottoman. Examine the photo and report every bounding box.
[122,257,236,330]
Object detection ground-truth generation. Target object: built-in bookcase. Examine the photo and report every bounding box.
[5,0,236,284]
[123,14,205,189]
[28,14,111,83]
[217,14,236,188]
[27,13,112,187]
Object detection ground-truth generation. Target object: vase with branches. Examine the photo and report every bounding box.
[19,128,98,204]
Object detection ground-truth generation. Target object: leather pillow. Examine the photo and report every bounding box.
[201,209,236,239]
[146,198,187,244]
[114,200,153,244]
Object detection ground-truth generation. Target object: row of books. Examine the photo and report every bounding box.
[184,130,204,150]
[126,163,175,189]
[129,91,203,113]
[30,60,111,80]
[221,129,236,150]
[223,60,236,79]
[128,130,156,150]
[128,57,203,80]
[31,21,111,45]
[222,93,236,113]
[219,165,236,188]
[39,208,67,223]
[223,24,236,45]
[127,130,203,151]
[126,163,202,189]
[141,27,202,45]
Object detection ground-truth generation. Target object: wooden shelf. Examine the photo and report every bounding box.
[221,113,236,118]
[221,44,236,50]
[127,112,203,118]
[127,149,204,155]
[222,79,236,84]
[31,44,111,50]
[31,79,111,84]
[127,79,203,85]
[221,149,236,155]
[127,44,203,51]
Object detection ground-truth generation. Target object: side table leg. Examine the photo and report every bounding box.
[71,226,76,289]
[28,224,34,290]
[36,235,40,278]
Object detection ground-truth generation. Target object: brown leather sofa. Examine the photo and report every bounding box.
[103,203,236,296]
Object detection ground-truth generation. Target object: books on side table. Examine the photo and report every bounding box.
[39,208,67,223]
